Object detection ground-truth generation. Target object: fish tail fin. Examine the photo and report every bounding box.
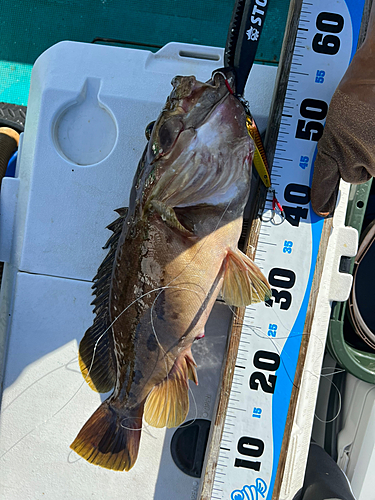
[70,401,144,471]
[222,248,271,306]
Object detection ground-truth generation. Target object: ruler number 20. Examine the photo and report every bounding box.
[234,351,281,471]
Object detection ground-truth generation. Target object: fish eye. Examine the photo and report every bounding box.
[145,121,155,141]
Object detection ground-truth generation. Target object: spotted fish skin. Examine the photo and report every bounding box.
[71,71,271,471]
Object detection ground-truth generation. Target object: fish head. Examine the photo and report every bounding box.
[140,70,254,212]
[145,70,241,165]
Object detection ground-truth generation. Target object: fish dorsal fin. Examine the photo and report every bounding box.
[144,352,198,429]
[222,248,271,306]
[78,207,128,393]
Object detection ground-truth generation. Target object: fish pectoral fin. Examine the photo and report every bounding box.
[150,200,194,236]
[187,353,198,385]
[144,353,197,429]
[70,401,144,471]
[222,249,271,306]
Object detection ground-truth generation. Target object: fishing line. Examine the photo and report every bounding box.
[0,367,92,462]
[227,303,326,391]
[119,417,158,440]
[94,198,234,429]
[309,370,343,424]
[315,367,345,426]
[1,198,257,458]
[67,450,82,464]
[148,280,210,428]
[1,355,78,413]
[228,299,345,425]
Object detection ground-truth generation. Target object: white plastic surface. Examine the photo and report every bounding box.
[337,373,375,500]
[0,271,231,500]
[279,180,358,500]
[1,41,276,281]
[0,41,277,499]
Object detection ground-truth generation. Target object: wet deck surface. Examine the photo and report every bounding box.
[0,0,289,105]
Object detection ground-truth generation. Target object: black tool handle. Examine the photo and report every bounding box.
[224,0,269,96]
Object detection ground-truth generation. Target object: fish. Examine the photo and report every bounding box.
[70,70,271,471]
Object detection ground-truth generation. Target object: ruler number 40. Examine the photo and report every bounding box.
[283,183,311,227]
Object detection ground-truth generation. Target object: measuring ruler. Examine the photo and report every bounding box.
[205,0,367,498]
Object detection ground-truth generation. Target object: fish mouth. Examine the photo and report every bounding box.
[152,92,231,166]
[147,72,234,165]
[209,68,236,93]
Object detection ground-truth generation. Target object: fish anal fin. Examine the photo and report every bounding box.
[150,200,194,236]
[222,248,271,306]
[144,353,198,429]
[70,401,143,472]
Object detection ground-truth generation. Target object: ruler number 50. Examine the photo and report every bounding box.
[295,12,344,143]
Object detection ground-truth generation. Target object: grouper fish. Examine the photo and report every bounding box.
[70,70,271,471]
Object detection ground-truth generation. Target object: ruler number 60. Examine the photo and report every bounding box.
[313,12,344,56]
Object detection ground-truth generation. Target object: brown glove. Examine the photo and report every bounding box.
[311,6,375,217]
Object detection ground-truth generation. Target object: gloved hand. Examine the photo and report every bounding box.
[311,5,375,217]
